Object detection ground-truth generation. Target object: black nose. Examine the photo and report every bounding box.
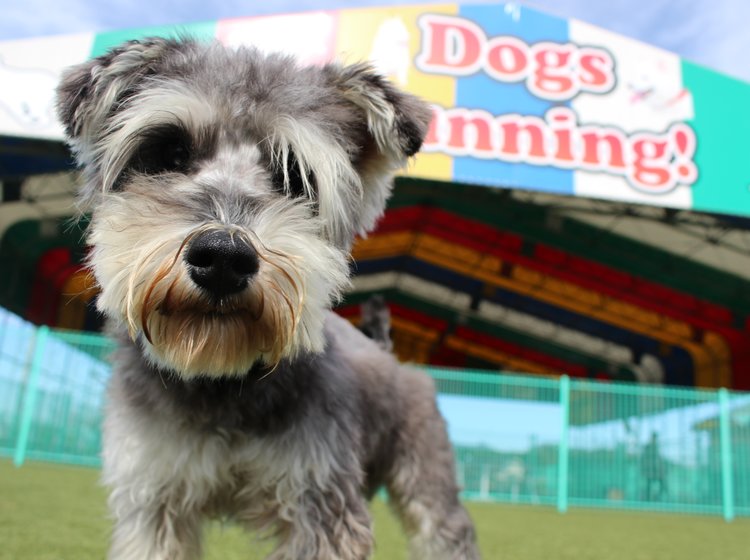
[184,230,259,298]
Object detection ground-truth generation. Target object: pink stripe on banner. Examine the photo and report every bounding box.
[216,11,339,66]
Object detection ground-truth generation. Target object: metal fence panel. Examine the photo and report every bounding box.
[567,380,722,516]
[1,318,112,467]
[0,318,36,456]
[431,368,561,507]
[1,316,747,519]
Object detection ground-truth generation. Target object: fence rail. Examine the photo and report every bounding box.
[2,315,749,520]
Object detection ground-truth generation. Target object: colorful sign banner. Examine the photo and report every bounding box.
[1,2,749,218]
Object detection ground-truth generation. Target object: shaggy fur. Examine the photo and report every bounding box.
[57,37,479,560]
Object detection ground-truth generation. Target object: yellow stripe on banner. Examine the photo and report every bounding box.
[351,231,417,260]
[335,4,456,183]
[445,335,560,376]
[352,231,504,273]
[391,315,440,363]
[391,315,441,343]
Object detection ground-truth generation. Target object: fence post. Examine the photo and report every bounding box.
[718,387,735,522]
[480,465,490,500]
[557,374,570,513]
[13,325,49,467]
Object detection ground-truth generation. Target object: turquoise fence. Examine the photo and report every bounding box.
[2,312,749,520]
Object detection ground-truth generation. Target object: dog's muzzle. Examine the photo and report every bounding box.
[184,230,259,298]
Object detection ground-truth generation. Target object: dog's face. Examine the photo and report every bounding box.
[56,38,430,378]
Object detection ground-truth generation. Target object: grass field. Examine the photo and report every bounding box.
[2,460,749,560]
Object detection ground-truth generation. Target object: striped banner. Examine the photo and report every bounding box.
[1,2,748,217]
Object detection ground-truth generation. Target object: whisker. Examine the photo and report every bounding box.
[251,289,265,321]
[137,225,218,344]
[126,240,172,338]
[267,278,297,342]
[156,369,168,389]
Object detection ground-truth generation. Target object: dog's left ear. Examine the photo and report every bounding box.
[328,63,432,164]
[323,63,432,238]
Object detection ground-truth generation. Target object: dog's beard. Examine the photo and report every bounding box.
[89,190,349,379]
[135,234,301,377]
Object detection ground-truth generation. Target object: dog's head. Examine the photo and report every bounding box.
[57,37,430,378]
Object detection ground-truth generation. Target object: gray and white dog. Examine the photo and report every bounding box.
[56,37,479,560]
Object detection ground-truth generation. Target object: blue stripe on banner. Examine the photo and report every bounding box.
[454,3,574,194]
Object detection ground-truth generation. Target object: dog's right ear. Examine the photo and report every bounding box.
[56,37,181,142]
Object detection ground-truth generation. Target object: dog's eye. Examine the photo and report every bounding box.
[270,149,314,199]
[128,127,192,177]
[159,143,190,173]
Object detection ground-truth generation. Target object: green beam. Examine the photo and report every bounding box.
[718,388,735,522]
[557,374,570,514]
[13,325,49,467]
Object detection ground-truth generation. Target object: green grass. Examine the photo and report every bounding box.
[2,460,750,560]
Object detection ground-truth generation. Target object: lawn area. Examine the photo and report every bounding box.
[1,459,749,559]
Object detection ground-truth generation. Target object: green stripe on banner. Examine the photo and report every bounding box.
[90,22,217,58]
[682,61,750,218]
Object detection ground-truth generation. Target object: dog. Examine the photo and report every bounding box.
[56,37,479,560]
[359,294,393,352]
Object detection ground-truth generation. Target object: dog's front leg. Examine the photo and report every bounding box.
[107,497,203,560]
[267,478,374,560]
